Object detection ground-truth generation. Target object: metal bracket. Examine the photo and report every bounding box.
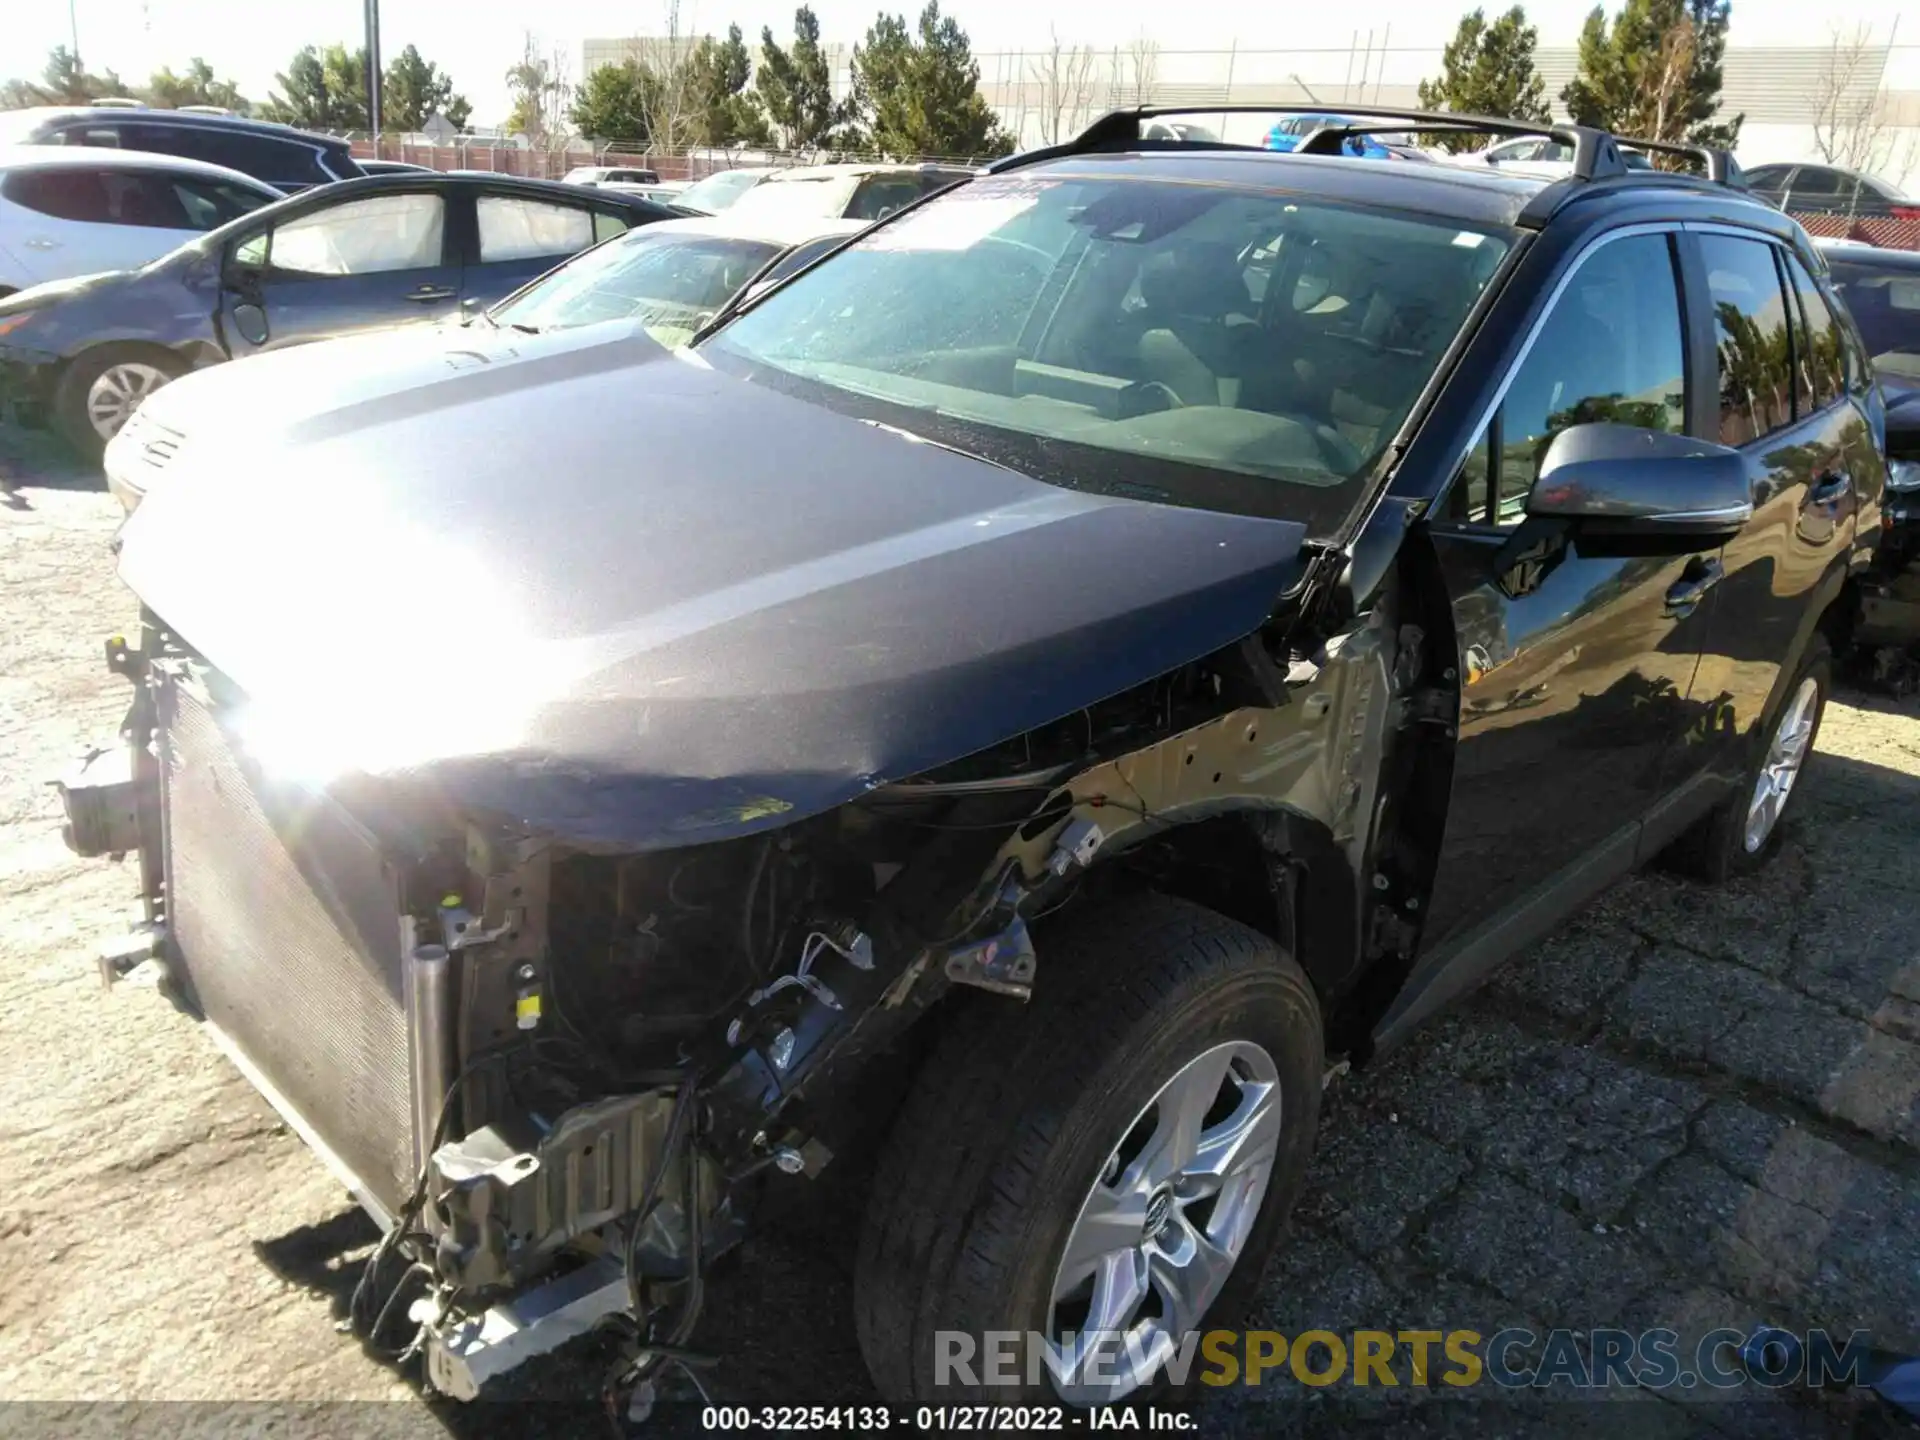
[97,923,166,989]
[417,1256,631,1401]
[944,914,1038,999]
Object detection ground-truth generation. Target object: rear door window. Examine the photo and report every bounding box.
[170,176,274,230]
[1698,233,1796,445]
[1782,253,1846,411]
[476,195,594,262]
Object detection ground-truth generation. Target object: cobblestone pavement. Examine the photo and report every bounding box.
[2,432,1916,1438]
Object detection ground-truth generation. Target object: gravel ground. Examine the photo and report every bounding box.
[2,430,1917,1438]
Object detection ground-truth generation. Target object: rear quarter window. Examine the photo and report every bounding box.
[118,123,326,186]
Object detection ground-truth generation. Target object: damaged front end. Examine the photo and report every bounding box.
[59,560,1440,1403]
[58,341,1457,1399]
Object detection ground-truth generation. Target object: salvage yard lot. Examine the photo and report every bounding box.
[2,433,1917,1437]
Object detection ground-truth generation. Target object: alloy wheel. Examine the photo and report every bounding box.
[1044,1039,1281,1403]
[1743,675,1820,853]
[85,362,171,441]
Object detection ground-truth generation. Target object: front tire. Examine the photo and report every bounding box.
[854,894,1323,1406]
[52,346,181,460]
[1666,635,1830,882]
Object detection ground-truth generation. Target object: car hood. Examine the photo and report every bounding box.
[117,323,1311,849]
[0,267,129,312]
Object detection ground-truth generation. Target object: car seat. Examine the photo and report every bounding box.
[1134,241,1262,406]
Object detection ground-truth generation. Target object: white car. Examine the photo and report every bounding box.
[1447,135,1655,181]
[0,146,280,295]
[722,162,976,224]
[561,164,662,189]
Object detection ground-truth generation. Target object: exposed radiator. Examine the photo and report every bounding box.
[158,666,418,1216]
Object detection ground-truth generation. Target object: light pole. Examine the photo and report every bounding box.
[364,0,383,148]
[69,0,80,66]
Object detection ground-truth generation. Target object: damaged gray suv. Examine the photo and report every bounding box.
[63,105,1886,1410]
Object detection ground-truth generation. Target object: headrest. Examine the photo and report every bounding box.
[1138,241,1252,320]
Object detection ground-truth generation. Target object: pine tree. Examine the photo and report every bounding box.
[146,58,252,114]
[260,44,369,130]
[382,45,470,132]
[757,7,839,149]
[1561,0,1742,150]
[846,3,1012,158]
[1415,8,1550,153]
[687,25,772,147]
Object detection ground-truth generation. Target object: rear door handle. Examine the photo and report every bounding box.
[1665,557,1725,618]
[23,237,59,250]
[406,285,456,302]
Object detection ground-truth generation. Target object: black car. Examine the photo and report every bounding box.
[61,106,1887,1410]
[0,105,363,193]
[1743,162,1920,220]
[1821,240,1920,642]
[0,172,677,457]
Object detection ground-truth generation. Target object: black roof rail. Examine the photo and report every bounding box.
[986,102,1634,179]
[984,102,1754,219]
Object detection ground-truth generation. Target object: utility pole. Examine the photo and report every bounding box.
[364,0,384,146]
[69,0,81,67]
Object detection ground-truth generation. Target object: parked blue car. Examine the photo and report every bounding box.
[1264,113,1392,159]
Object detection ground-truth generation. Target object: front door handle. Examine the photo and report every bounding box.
[1665,556,1726,618]
[23,237,59,250]
[407,285,457,302]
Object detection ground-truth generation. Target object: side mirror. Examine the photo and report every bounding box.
[231,302,268,347]
[1525,423,1752,543]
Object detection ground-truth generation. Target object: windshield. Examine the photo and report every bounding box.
[726,174,860,222]
[678,169,767,214]
[703,173,1511,528]
[490,227,781,344]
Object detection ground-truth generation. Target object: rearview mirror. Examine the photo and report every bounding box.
[1526,423,1752,542]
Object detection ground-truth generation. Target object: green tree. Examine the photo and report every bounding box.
[757,6,839,149]
[1416,7,1550,152]
[145,57,252,113]
[1561,0,1742,151]
[570,59,655,143]
[25,46,130,104]
[260,44,368,129]
[383,44,470,131]
[505,34,572,146]
[686,25,771,147]
[845,3,1012,158]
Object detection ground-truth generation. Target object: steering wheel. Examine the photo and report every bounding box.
[1120,379,1185,417]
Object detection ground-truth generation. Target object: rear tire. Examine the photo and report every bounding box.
[1665,635,1830,882]
[51,345,181,461]
[854,894,1323,1406]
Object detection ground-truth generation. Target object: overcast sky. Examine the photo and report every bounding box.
[13,0,1914,127]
